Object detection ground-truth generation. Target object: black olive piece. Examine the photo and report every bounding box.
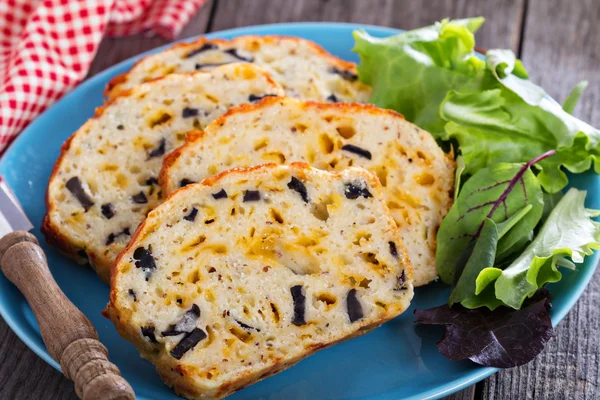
[329,66,358,82]
[77,249,88,262]
[408,158,413,163]
[145,177,159,186]
[243,190,260,202]
[389,241,398,258]
[170,328,207,359]
[105,227,131,245]
[287,177,309,203]
[204,219,215,224]
[141,326,158,343]
[184,207,198,222]
[224,48,254,62]
[235,319,261,332]
[148,138,166,158]
[341,144,372,160]
[346,289,364,323]
[162,304,201,336]
[212,189,228,199]
[132,191,148,204]
[290,285,306,326]
[133,246,157,280]
[394,270,407,291]
[128,289,137,302]
[248,93,278,102]
[344,182,373,200]
[180,179,196,187]
[327,93,339,103]
[177,299,183,304]
[101,203,115,219]
[117,124,124,130]
[185,43,218,58]
[195,61,233,70]
[182,107,200,118]
[66,177,94,211]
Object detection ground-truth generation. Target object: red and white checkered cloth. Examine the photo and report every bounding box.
[0,0,207,154]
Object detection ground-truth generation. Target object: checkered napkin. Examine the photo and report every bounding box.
[0,0,207,155]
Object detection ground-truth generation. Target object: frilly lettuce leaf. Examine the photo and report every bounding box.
[353,20,600,193]
[477,188,600,309]
[440,50,600,193]
[352,17,485,134]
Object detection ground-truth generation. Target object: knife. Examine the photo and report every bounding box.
[0,176,135,400]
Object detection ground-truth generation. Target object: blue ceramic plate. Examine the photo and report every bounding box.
[0,22,598,400]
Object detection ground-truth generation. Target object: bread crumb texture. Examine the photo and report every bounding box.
[107,35,371,103]
[43,63,285,282]
[107,164,413,400]
[162,98,454,286]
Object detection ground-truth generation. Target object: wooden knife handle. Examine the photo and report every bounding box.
[0,231,135,400]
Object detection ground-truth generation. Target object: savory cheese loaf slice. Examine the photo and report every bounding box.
[106,163,413,400]
[160,98,454,286]
[42,63,285,282]
[106,35,371,103]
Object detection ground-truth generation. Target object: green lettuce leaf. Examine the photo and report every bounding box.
[352,17,485,134]
[440,50,600,193]
[450,208,531,309]
[448,218,498,308]
[477,188,600,309]
[562,81,588,114]
[353,21,600,193]
[436,160,544,284]
[453,155,465,201]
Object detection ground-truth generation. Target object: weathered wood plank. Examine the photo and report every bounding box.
[210,0,525,51]
[482,0,600,399]
[0,4,214,400]
[0,317,75,399]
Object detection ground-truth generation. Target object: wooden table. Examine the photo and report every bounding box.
[1,0,599,399]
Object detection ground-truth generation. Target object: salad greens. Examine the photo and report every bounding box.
[415,289,553,368]
[353,17,486,135]
[354,20,600,194]
[353,17,600,367]
[436,156,546,286]
[485,188,600,309]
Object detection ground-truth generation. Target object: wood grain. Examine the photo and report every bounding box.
[209,0,525,51]
[482,1,600,398]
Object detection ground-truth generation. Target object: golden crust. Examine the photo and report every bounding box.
[158,97,406,192]
[106,35,364,100]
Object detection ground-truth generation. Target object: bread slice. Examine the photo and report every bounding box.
[160,98,454,286]
[105,163,413,400]
[42,63,285,282]
[106,35,371,103]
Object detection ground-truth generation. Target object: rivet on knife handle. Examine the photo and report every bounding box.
[0,231,135,400]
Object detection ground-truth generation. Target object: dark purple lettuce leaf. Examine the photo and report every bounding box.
[414,289,553,368]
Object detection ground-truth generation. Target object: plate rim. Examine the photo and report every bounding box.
[0,20,597,400]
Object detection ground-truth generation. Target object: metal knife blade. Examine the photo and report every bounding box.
[0,176,33,237]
